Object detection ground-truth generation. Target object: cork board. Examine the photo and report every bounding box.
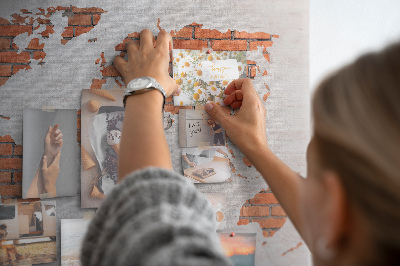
[0,1,310,265]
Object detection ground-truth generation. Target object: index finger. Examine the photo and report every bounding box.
[155,30,173,53]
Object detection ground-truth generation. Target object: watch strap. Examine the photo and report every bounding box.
[123,77,166,109]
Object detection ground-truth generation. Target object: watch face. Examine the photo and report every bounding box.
[130,77,151,90]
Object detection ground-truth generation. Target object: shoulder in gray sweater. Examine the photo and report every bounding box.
[81,167,232,266]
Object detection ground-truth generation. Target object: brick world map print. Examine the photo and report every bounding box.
[0,7,279,232]
[0,1,310,265]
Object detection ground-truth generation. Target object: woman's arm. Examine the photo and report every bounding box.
[26,160,44,198]
[205,79,306,240]
[113,29,179,181]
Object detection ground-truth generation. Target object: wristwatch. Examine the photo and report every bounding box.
[123,77,166,108]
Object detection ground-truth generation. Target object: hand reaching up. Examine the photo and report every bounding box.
[205,78,268,157]
[44,124,63,166]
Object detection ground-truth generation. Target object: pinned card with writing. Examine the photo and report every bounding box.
[179,109,226,148]
[173,49,247,106]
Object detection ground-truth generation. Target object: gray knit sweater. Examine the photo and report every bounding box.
[81,167,232,266]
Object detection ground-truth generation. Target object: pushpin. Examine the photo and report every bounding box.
[230,232,235,237]
[206,49,212,54]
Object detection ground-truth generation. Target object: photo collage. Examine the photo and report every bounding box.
[3,49,255,266]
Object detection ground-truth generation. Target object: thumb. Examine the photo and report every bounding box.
[205,102,231,127]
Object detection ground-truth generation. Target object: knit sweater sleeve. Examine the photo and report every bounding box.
[81,167,232,266]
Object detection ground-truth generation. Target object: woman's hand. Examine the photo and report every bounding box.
[41,152,61,197]
[205,78,268,156]
[43,124,63,166]
[113,29,179,97]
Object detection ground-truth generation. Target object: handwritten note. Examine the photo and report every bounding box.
[197,59,239,82]
[188,121,202,137]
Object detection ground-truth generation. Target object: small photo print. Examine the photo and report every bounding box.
[0,200,57,265]
[0,205,19,240]
[22,108,79,199]
[172,49,247,106]
[61,219,92,266]
[182,146,231,183]
[179,109,226,148]
[204,193,227,230]
[219,233,256,266]
[80,89,124,208]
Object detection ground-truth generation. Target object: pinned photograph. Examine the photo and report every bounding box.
[172,49,247,106]
[182,146,231,183]
[179,109,226,148]
[22,108,78,198]
[0,200,57,265]
[204,193,227,229]
[81,89,124,208]
[219,233,256,266]
[61,219,92,265]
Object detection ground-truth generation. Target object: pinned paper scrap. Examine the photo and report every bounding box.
[42,106,55,112]
[83,210,96,220]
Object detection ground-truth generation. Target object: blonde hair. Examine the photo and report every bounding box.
[312,43,400,264]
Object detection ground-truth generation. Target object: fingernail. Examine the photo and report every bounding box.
[43,156,47,159]
[177,86,182,94]
[205,102,214,111]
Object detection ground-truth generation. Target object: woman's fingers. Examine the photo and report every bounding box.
[113,55,128,74]
[55,133,63,141]
[125,41,139,58]
[139,29,155,53]
[171,85,182,96]
[155,30,172,54]
[224,79,249,95]
[230,101,243,110]
[223,90,243,106]
[225,79,260,111]
[56,139,63,147]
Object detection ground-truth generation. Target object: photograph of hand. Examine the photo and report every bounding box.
[43,124,63,165]
[26,124,63,198]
